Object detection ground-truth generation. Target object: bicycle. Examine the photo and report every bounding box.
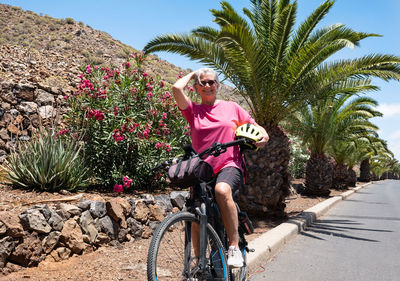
[147,138,255,281]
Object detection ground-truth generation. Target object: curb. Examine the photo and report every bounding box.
[246,182,372,275]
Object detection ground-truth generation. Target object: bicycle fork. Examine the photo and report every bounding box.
[196,202,208,270]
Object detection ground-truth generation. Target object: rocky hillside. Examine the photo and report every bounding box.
[0,4,240,97]
[0,4,186,84]
[0,4,248,162]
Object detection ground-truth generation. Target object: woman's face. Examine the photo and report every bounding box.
[194,72,218,104]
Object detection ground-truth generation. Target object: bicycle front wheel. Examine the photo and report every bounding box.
[147,211,230,281]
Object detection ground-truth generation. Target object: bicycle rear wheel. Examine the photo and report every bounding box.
[147,211,230,281]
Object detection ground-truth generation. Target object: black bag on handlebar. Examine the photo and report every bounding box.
[168,156,214,188]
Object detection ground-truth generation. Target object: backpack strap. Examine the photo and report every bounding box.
[174,160,183,178]
[184,157,192,176]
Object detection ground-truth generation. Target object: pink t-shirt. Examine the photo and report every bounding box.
[180,100,254,174]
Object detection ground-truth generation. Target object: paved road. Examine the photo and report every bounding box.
[250,180,400,281]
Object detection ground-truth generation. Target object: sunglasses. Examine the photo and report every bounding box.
[198,80,217,86]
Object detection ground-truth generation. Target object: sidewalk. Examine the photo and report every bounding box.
[246,182,372,275]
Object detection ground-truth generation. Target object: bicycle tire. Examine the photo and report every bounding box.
[147,211,230,281]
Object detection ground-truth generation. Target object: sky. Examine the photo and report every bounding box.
[2,0,400,160]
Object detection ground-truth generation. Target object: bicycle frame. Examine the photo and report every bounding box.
[150,138,254,280]
[183,180,234,280]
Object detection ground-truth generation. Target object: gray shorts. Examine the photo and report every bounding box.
[215,167,243,199]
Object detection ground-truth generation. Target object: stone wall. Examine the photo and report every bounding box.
[0,44,82,162]
[0,191,188,274]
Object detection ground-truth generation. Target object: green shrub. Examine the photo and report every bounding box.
[4,130,90,192]
[288,134,310,178]
[64,53,189,191]
[65,17,75,24]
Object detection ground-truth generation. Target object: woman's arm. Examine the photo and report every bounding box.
[172,71,196,110]
[254,122,269,148]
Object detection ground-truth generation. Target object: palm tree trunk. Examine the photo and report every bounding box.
[359,158,371,182]
[239,124,290,218]
[304,154,332,196]
[347,167,357,187]
[332,163,349,190]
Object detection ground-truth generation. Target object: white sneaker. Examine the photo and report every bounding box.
[227,246,244,268]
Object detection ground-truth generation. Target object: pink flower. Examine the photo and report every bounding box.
[155,142,163,149]
[147,92,153,98]
[56,129,69,137]
[159,81,165,88]
[142,129,150,139]
[146,83,154,91]
[129,123,139,132]
[123,62,131,69]
[162,112,167,120]
[112,129,124,142]
[164,91,171,99]
[123,176,132,188]
[86,65,92,74]
[87,108,95,118]
[113,184,123,193]
[114,107,119,116]
[188,86,194,92]
[63,95,68,100]
[143,72,148,77]
[94,111,105,120]
[165,144,172,152]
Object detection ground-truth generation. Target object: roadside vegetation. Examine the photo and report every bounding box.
[1,0,399,211]
[143,0,400,213]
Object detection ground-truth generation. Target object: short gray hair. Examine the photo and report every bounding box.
[194,68,220,87]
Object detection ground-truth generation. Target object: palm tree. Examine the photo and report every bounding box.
[329,97,382,190]
[331,141,356,189]
[369,148,395,179]
[287,92,382,195]
[358,137,391,181]
[144,0,400,214]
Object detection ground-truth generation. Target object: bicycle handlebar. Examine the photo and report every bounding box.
[151,138,251,172]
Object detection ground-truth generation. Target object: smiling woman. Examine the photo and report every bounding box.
[171,67,269,267]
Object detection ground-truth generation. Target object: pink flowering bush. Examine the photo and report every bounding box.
[64,53,189,190]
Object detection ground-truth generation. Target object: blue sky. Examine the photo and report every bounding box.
[3,0,400,160]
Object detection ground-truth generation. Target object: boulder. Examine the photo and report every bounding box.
[89,201,106,218]
[78,211,98,243]
[42,231,61,254]
[59,203,82,216]
[0,211,24,238]
[126,217,143,239]
[106,198,130,228]
[60,219,85,254]
[0,236,16,267]
[17,102,38,114]
[19,209,52,234]
[9,232,43,267]
[170,191,189,210]
[148,204,164,222]
[133,201,149,223]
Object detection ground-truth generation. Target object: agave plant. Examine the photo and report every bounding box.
[4,130,91,192]
[144,0,400,214]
